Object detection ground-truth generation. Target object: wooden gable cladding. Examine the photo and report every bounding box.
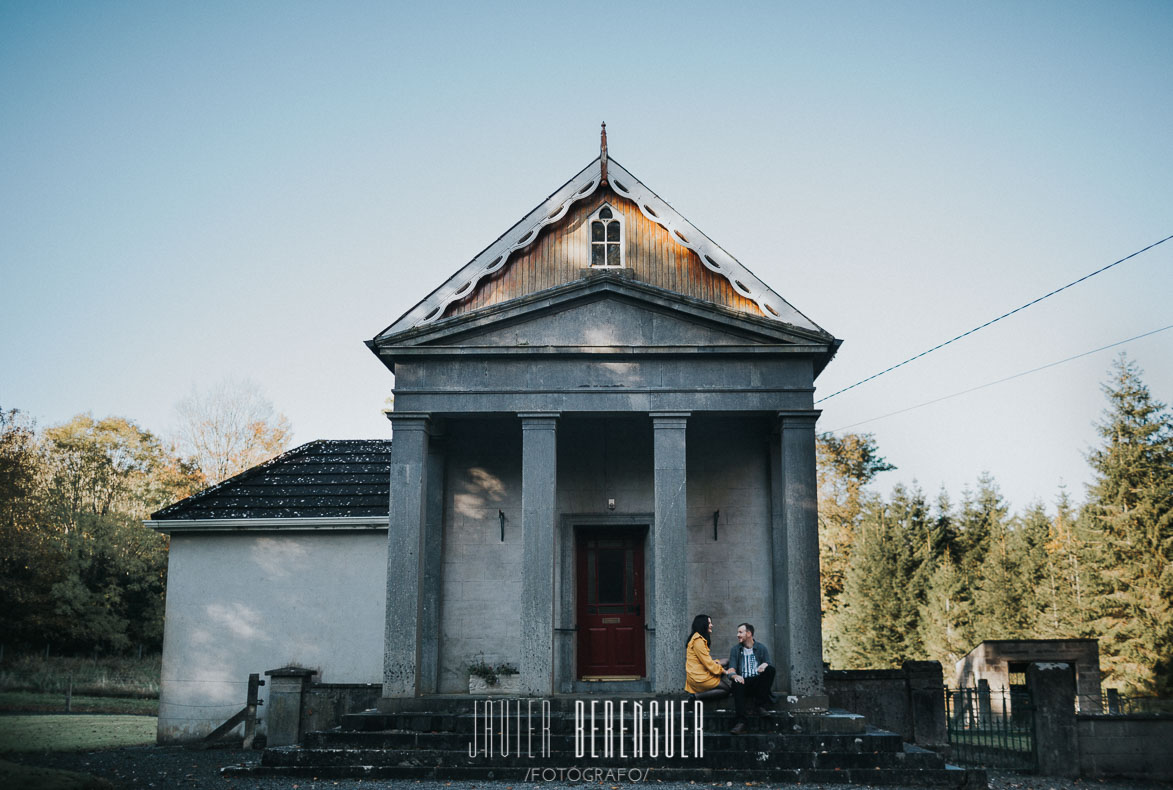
[442,188,764,320]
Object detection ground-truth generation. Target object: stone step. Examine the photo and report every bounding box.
[259,745,949,771]
[306,728,906,753]
[223,762,986,787]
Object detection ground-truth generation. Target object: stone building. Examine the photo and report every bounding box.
[151,132,840,740]
[955,639,1103,710]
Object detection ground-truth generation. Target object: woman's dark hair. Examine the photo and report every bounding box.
[688,614,711,647]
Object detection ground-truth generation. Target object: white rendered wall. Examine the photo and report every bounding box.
[157,530,387,743]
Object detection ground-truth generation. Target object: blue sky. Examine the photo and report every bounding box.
[2,0,1170,512]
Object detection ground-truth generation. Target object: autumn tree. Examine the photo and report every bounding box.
[0,411,203,653]
[0,407,51,648]
[175,378,292,484]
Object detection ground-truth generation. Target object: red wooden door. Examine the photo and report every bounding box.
[576,528,646,679]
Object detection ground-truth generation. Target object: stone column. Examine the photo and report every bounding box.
[520,413,558,696]
[651,412,689,693]
[383,413,430,698]
[419,423,446,695]
[780,411,824,697]
[768,430,792,693]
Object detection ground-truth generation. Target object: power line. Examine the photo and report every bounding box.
[815,234,1173,404]
[824,323,1173,433]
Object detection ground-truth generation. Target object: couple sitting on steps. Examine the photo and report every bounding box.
[684,614,776,735]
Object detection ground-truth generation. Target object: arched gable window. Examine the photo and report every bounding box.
[589,204,624,267]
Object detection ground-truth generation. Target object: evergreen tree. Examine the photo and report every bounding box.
[1016,501,1059,636]
[1082,355,1173,695]
[839,488,920,667]
[891,482,933,658]
[972,506,1032,639]
[817,432,894,666]
[920,549,972,674]
[1044,487,1095,638]
[955,473,1009,577]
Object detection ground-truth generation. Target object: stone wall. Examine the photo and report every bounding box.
[954,640,1101,708]
[1013,661,1172,782]
[301,682,382,738]
[1077,715,1173,781]
[438,418,524,692]
[825,661,946,747]
[685,417,773,663]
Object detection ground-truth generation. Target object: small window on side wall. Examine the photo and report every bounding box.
[589,204,624,267]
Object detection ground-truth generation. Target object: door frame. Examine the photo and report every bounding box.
[555,513,654,692]
[574,524,648,680]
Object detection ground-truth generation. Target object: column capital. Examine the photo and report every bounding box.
[777,410,821,429]
[650,412,690,428]
[386,411,432,431]
[518,412,559,428]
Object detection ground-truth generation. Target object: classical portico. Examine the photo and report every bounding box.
[369,139,839,701]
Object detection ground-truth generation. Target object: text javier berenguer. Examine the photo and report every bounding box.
[468,699,704,759]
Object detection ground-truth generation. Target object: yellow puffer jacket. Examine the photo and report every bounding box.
[685,632,725,693]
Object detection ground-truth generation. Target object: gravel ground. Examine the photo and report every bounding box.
[5,747,1171,790]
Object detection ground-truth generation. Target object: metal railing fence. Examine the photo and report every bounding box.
[945,684,1036,771]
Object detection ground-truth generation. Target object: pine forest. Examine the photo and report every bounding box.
[820,355,1173,697]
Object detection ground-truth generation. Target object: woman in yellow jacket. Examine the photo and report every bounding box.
[685,613,733,698]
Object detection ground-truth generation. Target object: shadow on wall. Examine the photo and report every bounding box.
[454,467,506,519]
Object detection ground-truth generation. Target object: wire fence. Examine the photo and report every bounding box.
[0,652,161,712]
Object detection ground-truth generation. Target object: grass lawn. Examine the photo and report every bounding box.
[0,691,157,716]
[0,714,157,753]
[0,758,113,789]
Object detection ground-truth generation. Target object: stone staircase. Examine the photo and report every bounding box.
[223,696,986,786]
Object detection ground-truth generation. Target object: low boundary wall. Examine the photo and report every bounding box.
[1077,714,1173,781]
[824,660,947,748]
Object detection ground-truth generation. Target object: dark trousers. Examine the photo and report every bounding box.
[731,664,776,721]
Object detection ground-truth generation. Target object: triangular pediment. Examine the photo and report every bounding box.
[454,297,758,348]
[374,157,833,346]
[376,275,830,350]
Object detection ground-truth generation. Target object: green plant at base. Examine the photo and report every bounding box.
[467,656,519,686]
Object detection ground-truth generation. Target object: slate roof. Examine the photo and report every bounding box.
[150,439,392,521]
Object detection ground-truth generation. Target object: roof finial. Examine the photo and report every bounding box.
[600,121,608,184]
